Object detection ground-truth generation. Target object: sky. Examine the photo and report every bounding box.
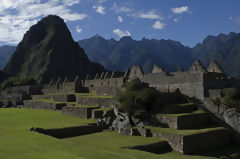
[0,0,240,47]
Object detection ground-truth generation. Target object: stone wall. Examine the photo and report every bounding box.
[84,77,127,88]
[23,100,66,110]
[202,98,240,135]
[142,72,205,99]
[156,113,209,129]
[42,81,85,95]
[62,106,99,118]
[128,66,144,79]
[88,87,121,96]
[152,128,230,154]
[76,96,119,107]
[208,89,222,98]
[4,85,42,95]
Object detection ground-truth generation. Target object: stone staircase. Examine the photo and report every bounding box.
[23,93,115,119]
[135,103,233,154]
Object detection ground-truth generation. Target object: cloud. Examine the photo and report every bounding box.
[236,17,240,27]
[228,16,233,21]
[0,0,86,44]
[76,26,82,33]
[113,29,131,38]
[171,6,188,14]
[62,0,80,6]
[173,18,179,22]
[153,20,166,29]
[139,11,161,20]
[112,3,132,13]
[93,5,106,15]
[98,0,106,3]
[118,16,123,22]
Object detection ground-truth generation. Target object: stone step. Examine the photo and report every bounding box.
[75,95,119,107]
[23,100,66,110]
[159,103,198,114]
[31,95,52,100]
[51,94,76,102]
[91,108,113,119]
[62,106,99,119]
[155,110,210,129]
[148,126,231,154]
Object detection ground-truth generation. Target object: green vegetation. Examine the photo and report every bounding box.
[93,108,112,111]
[0,108,217,159]
[32,99,66,104]
[147,126,227,136]
[118,78,187,119]
[157,109,205,117]
[212,88,240,109]
[0,76,37,90]
[66,105,99,108]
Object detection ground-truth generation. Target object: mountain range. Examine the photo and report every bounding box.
[0,19,240,79]
[78,36,194,73]
[3,15,105,83]
[78,32,240,77]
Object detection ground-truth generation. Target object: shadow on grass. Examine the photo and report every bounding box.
[194,144,240,158]
[31,124,103,139]
[123,141,172,154]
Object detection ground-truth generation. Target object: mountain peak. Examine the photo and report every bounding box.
[4,15,105,83]
[119,36,133,42]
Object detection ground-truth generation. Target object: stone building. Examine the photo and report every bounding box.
[82,60,240,100]
[2,60,239,102]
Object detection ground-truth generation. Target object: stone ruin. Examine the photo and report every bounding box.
[1,60,240,155]
[1,60,240,108]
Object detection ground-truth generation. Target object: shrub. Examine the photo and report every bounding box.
[222,88,240,99]
[213,88,240,109]
[117,78,187,119]
[0,77,37,90]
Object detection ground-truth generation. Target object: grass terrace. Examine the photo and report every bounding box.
[0,108,218,159]
[66,105,99,108]
[157,109,206,117]
[147,126,227,136]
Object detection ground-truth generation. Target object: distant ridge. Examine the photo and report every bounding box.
[3,15,105,83]
[192,32,240,77]
[79,32,240,77]
[1,31,240,79]
[79,35,194,73]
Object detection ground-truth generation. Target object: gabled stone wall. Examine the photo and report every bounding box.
[142,72,205,99]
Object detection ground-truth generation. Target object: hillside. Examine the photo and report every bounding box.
[192,32,240,77]
[0,45,16,69]
[3,15,105,83]
[0,71,9,83]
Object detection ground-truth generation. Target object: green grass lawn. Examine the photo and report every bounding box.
[0,108,217,159]
[147,126,227,136]
[156,109,206,117]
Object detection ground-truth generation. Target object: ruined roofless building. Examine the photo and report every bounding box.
[126,60,240,100]
[41,60,240,100]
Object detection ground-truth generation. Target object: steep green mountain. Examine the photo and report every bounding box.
[4,15,105,83]
[0,71,9,83]
[192,32,240,77]
[79,35,194,73]
[0,45,16,69]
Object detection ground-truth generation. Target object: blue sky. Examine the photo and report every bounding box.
[0,0,240,47]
